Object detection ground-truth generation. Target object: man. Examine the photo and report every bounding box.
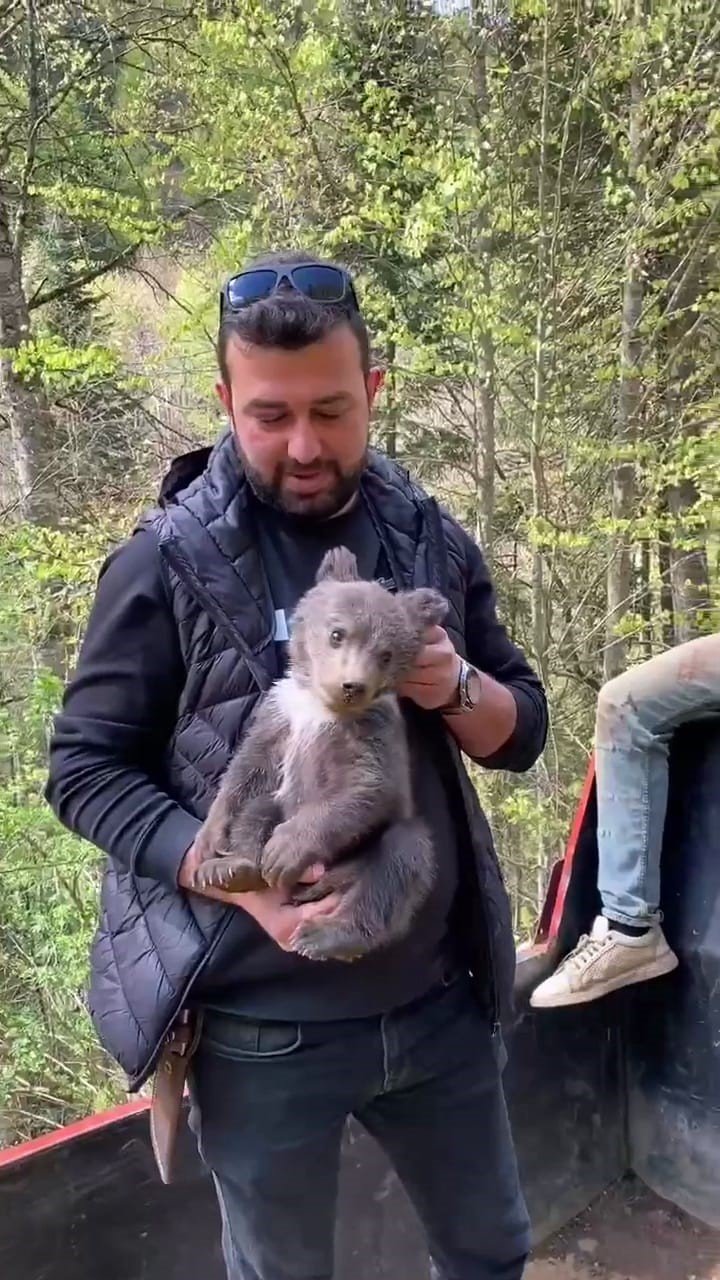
[46,252,548,1280]
[532,633,720,1009]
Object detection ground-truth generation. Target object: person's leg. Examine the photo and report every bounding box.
[188,1009,376,1280]
[357,977,530,1280]
[532,634,720,1008]
[595,634,720,927]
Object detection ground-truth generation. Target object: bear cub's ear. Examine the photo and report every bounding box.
[402,588,449,633]
[316,546,360,584]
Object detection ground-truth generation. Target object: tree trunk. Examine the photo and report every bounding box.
[529,3,551,685]
[469,0,489,112]
[382,340,398,459]
[605,0,645,680]
[476,280,496,561]
[0,195,56,525]
[638,538,652,658]
[657,523,676,648]
[667,479,710,640]
[467,1,496,561]
[662,253,711,640]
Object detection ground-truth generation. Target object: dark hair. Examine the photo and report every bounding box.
[216,249,371,383]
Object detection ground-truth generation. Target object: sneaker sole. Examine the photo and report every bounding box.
[530,950,679,1009]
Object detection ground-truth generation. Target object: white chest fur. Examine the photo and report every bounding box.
[273,677,335,800]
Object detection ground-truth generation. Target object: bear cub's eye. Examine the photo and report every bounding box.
[329,627,345,647]
[379,650,392,667]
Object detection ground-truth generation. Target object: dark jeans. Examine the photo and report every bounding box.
[188,975,530,1280]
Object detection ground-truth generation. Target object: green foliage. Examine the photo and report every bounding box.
[0,789,123,1142]
[0,522,131,1142]
[1,0,718,1146]
[10,335,121,393]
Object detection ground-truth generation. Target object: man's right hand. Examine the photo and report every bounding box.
[178,843,342,953]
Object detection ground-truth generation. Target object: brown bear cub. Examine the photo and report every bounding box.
[190,546,449,962]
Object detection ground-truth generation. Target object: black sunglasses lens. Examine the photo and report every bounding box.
[224,264,356,314]
[291,265,347,302]
[226,270,278,308]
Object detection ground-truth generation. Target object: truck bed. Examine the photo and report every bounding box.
[2,722,718,1277]
[529,1176,720,1279]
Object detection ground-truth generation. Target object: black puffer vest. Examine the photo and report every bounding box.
[87,431,516,1090]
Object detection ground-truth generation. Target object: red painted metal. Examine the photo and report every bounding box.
[0,1098,150,1171]
[534,859,564,945]
[537,756,596,946]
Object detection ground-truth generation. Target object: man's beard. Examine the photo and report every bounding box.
[238,448,368,520]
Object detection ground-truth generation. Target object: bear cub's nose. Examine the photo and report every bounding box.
[342,680,367,700]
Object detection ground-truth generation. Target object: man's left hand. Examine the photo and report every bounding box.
[398,625,461,711]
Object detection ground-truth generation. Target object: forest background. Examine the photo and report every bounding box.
[0,0,718,1145]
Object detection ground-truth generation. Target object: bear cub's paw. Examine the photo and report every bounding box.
[290,921,368,964]
[192,855,265,894]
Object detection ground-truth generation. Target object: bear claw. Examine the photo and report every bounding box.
[192,856,264,894]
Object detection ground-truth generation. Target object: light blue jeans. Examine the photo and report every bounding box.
[596,634,720,927]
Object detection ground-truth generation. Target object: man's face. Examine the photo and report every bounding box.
[217,324,383,518]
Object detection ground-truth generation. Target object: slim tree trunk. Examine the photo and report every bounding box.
[667,480,710,640]
[530,3,551,685]
[657,521,676,648]
[477,282,496,560]
[0,1,57,524]
[605,0,645,679]
[382,339,398,459]
[470,0,496,562]
[0,195,56,524]
[638,538,652,658]
[662,259,711,640]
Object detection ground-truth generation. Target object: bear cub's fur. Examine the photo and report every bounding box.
[191,546,449,962]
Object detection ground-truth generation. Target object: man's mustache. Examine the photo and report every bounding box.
[282,462,338,478]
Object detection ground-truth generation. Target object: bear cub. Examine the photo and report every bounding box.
[191,546,449,962]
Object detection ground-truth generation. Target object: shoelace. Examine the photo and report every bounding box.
[561,932,609,972]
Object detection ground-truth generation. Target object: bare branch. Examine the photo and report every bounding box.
[28,244,139,310]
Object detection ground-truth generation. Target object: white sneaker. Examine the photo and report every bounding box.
[530,916,678,1009]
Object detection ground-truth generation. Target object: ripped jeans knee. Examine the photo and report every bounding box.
[596,637,720,750]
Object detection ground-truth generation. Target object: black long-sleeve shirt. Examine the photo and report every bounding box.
[46,521,548,894]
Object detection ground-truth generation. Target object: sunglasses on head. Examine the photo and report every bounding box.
[219,262,360,322]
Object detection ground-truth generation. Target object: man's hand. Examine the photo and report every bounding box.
[398,625,461,711]
[179,843,342,953]
[397,626,519,759]
[237,876,343,952]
